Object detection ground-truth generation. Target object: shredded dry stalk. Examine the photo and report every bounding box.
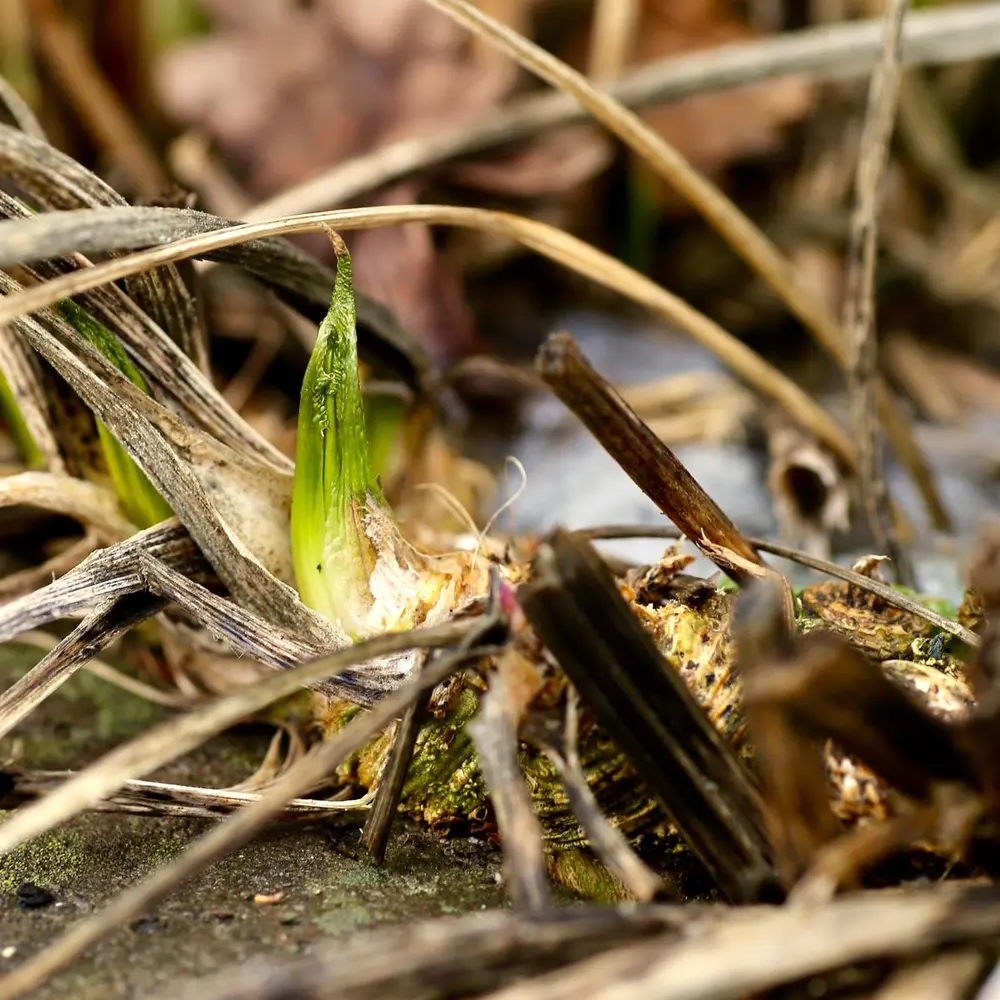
[0,616,482,860]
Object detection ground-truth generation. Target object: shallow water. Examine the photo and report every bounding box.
[470,311,1000,601]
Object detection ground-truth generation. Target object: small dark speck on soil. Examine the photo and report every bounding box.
[17,883,54,910]
[130,917,167,934]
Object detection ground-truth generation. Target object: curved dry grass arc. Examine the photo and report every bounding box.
[0,203,854,465]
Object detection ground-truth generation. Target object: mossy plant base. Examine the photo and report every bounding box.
[321,570,972,888]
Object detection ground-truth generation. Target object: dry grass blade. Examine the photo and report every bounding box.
[170,907,694,1000]
[16,630,190,708]
[1,269,334,647]
[587,0,638,79]
[360,686,430,863]
[0,531,101,603]
[3,534,441,739]
[0,124,202,365]
[481,883,1000,1000]
[244,5,1000,220]
[1,769,371,819]
[845,0,911,581]
[536,331,766,584]
[0,520,196,642]
[136,554,315,670]
[0,592,166,741]
[0,203,432,391]
[468,656,551,915]
[137,552,412,701]
[0,190,289,469]
[423,0,946,531]
[882,332,964,425]
[0,615,481,862]
[0,203,854,465]
[752,537,978,647]
[81,280,288,469]
[0,74,45,139]
[0,612,506,999]
[0,470,131,538]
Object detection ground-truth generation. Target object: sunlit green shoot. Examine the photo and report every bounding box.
[0,368,44,468]
[291,234,395,638]
[57,299,173,528]
[363,384,410,491]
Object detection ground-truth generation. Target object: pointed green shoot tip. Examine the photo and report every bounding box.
[291,233,391,637]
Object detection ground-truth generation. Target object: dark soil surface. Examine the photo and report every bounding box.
[0,643,514,999]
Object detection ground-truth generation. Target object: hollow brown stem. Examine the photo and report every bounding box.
[536,332,765,585]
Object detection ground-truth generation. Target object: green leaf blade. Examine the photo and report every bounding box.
[57,299,173,528]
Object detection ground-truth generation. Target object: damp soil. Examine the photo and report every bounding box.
[0,642,526,999]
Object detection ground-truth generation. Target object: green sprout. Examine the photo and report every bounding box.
[290,235,396,638]
[363,385,409,491]
[0,368,44,468]
[57,299,173,529]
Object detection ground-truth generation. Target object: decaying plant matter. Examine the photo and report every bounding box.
[5,5,1000,997]
[1,179,998,984]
